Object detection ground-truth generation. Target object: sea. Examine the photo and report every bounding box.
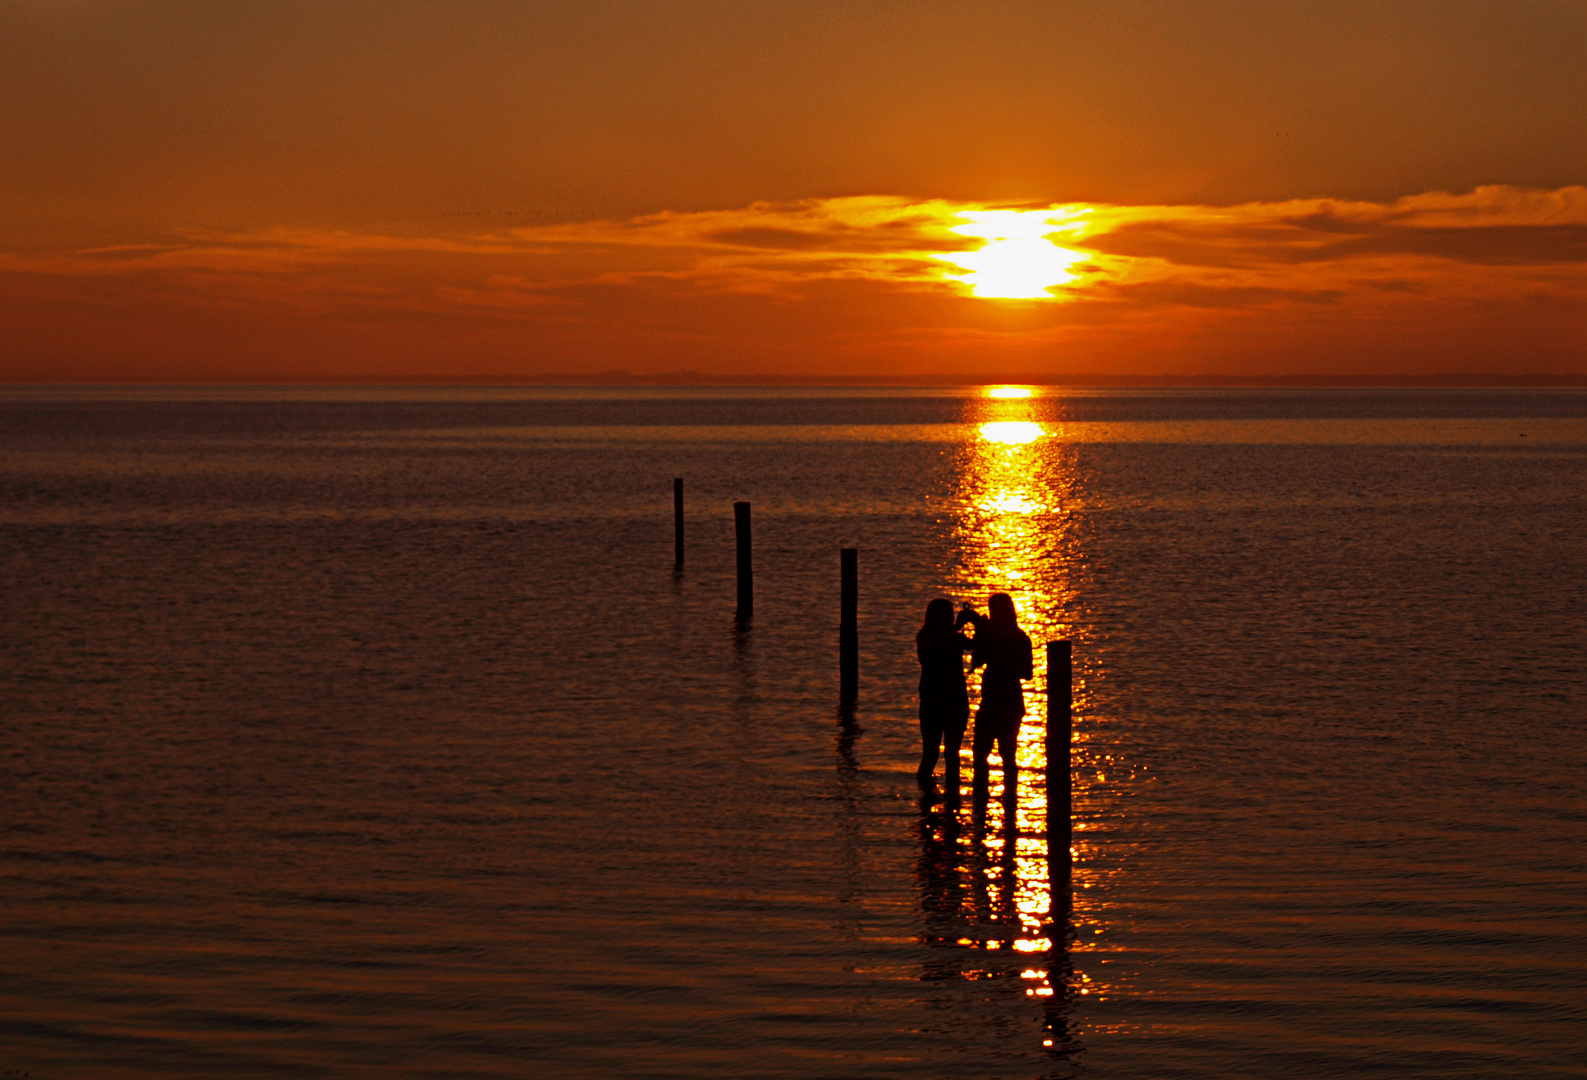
[2,385,1584,1079]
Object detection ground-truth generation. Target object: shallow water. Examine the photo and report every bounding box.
[3,386,1585,1078]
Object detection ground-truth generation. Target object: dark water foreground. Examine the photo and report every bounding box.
[3,387,1585,1079]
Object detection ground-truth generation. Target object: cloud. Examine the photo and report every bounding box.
[1084,185,1587,269]
[7,187,1585,303]
[3,186,1584,379]
[0,228,520,278]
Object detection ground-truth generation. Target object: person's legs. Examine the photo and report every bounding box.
[942,725,965,801]
[918,717,943,785]
[995,721,1020,792]
[972,719,995,793]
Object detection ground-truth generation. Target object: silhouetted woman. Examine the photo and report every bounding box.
[916,598,974,798]
[970,592,1034,795]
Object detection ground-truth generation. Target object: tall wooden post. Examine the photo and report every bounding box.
[734,501,752,619]
[840,548,858,703]
[673,478,684,569]
[1046,640,1072,915]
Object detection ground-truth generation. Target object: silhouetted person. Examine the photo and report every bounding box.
[969,592,1034,796]
[915,598,974,800]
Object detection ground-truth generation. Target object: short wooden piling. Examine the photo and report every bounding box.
[673,478,684,569]
[734,501,752,619]
[840,548,858,702]
[1046,640,1072,914]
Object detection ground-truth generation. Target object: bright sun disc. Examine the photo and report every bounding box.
[987,386,1032,398]
[979,421,1044,444]
[934,208,1091,300]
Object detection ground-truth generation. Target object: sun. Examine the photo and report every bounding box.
[934,208,1091,300]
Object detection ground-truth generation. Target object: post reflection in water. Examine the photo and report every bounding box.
[915,387,1089,1068]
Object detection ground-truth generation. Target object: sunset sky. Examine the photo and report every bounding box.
[3,0,1585,381]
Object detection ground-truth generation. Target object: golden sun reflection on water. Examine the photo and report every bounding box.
[922,389,1096,1054]
[979,421,1045,445]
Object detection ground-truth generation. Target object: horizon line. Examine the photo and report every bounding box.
[7,371,1587,389]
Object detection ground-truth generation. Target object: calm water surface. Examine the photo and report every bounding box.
[3,387,1585,1078]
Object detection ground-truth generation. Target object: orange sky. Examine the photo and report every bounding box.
[3,0,1585,380]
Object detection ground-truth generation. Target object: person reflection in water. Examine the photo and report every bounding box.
[915,598,974,801]
[968,592,1034,797]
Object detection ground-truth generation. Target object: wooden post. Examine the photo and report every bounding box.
[673,478,684,569]
[1047,640,1072,915]
[734,501,752,619]
[840,548,858,703]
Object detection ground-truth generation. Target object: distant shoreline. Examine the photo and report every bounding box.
[8,372,1586,388]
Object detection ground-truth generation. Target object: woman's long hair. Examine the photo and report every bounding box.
[917,598,955,644]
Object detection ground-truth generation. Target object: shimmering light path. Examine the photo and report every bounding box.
[925,388,1092,1059]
